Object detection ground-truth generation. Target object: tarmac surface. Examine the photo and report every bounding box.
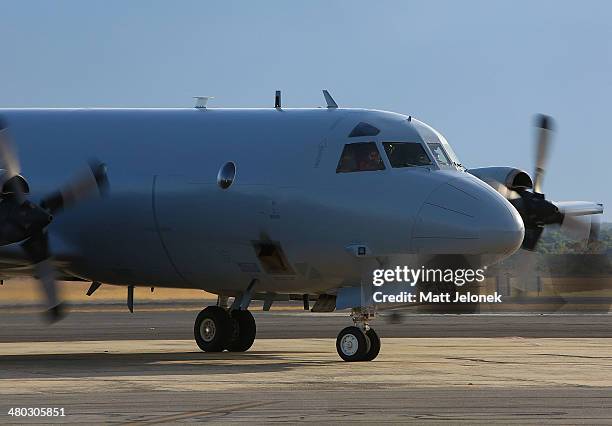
[0,306,611,424]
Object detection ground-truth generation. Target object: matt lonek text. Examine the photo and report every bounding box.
[372,291,503,304]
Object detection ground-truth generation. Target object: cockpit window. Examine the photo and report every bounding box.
[383,142,432,168]
[427,142,452,167]
[411,118,463,169]
[348,122,380,138]
[336,142,385,173]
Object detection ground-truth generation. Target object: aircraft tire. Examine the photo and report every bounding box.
[194,306,232,352]
[226,309,257,352]
[361,328,381,361]
[336,326,368,362]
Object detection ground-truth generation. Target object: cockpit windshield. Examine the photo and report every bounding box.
[383,142,432,168]
[411,118,463,170]
[427,143,452,167]
[336,142,385,173]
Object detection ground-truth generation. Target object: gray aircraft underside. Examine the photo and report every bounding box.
[0,106,590,302]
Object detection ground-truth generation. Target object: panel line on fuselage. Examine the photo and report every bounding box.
[151,174,190,286]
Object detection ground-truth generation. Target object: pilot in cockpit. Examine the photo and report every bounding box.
[360,150,382,171]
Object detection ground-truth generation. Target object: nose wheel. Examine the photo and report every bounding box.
[336,326,380,361]
[363,328,381,361]
[336,308,381,361]
[194,306,256,352]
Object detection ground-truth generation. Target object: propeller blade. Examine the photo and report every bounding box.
[40,160,108,214]
[560,214,603,252]
[35,258,65,322]
[512,249,539,293]
[20,231,64,322]
[0,118,21,182]
[554,201,604,217]
[560,215,592,246]
[512,250,567,311]
[533,114,554,194]
[0,120,27,204]
[588,215,601,246]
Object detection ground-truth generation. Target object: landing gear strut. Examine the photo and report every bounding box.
[336,307,381,362]
[194,306,256,352]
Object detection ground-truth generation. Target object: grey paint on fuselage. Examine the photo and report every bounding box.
[0,108,524,296]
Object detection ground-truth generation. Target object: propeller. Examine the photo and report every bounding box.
[0,118,108,322]
[532,115,553,195]
[490,116,604,311]
[502,115,603,251]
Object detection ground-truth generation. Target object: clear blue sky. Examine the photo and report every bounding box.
[1,0,610,219]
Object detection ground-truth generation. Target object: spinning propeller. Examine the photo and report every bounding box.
[501,115,603,251]
[0,119,108,322]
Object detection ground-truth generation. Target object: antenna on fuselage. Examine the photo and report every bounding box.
[322,90,338,109]
[194,96,213,109]
[275,90,282,109]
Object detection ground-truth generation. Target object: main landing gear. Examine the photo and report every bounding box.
[336,307,381,362]
[194,306,256,352]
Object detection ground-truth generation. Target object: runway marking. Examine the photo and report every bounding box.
[121,400,278,424]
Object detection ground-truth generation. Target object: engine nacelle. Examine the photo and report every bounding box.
[467,167,533,191]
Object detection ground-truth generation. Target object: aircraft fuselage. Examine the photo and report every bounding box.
[0,108,524,296]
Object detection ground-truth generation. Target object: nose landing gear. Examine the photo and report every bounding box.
[336,307,381,362]
[194,306,256,353]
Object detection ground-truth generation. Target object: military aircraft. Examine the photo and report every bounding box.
[0,90,603,361]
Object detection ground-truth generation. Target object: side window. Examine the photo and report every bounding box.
[336,142,385,173]
[427,142,452,167]
[383,142,432,168]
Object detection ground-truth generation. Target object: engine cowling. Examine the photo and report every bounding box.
[467,167,533,191]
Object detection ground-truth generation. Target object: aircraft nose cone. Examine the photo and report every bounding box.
[413,174,524,256]
[475,187,525,256]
